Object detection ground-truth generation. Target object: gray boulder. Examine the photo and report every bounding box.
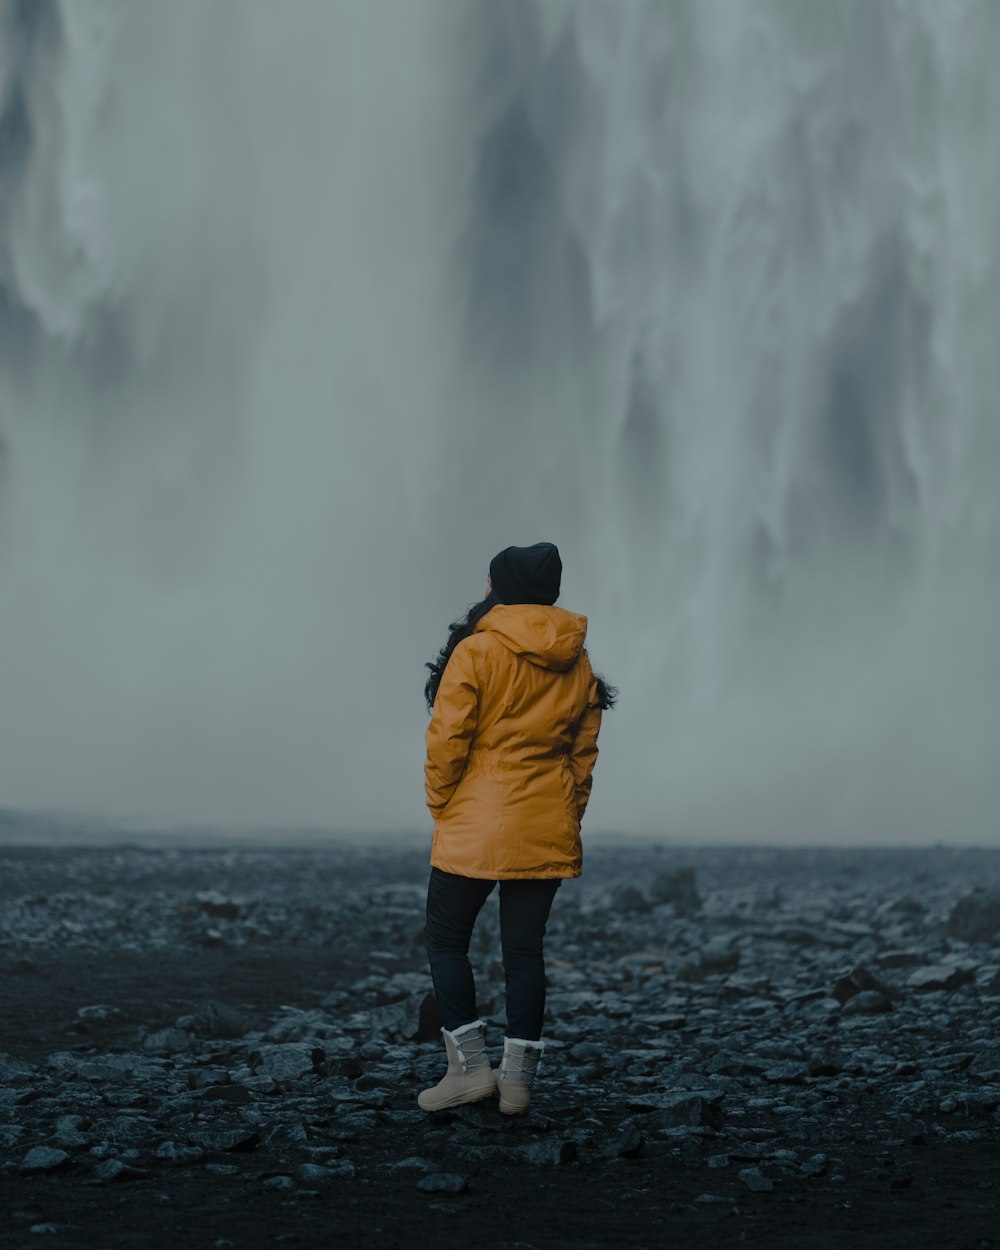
[631,1090,725,1129]
[841,990,893,1015]
[907,962,978,992]
[946,891,1000,944]
[832,965,897,1005]
[648,867,701,914]
[20,1147,70,1174]
[417,1173,469,1194]
[248,1043,324,1081]
[142,1028,195,1056]
[191,1002,254,1038]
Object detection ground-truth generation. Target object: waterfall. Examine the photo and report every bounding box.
[0,0,996,839]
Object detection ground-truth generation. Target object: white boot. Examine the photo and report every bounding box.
[497,1036,544,1116]
[417,1019,497,1112]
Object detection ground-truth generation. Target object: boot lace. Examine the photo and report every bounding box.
[452,1022,490,1072]
[501,1043,541,1083]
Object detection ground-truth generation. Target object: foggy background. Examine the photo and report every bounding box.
[0,0,996,844]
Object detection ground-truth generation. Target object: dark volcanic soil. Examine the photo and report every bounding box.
[1,839,999,1249]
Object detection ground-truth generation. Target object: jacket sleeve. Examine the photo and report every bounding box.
[425,641,480,817]
[568,658,602,823]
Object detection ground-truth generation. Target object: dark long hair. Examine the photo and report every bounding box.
[424,592,501,712]
[593,671,619,711]
[424,593,619,714]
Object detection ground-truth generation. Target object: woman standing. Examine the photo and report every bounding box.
[419,542,615,1114]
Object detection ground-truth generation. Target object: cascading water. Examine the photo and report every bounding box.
[0,0,996,840]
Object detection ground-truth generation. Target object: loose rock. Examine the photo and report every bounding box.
[520,1140,577,1165]
[907,963,978,992]
[141,1028,195,1056]
[54,1116,90,1149]
[946,891,1000,944]
[739,1165,774,1193]
[248,1044,324,1081]
[20,1147,70,1174]
[191,1002,254,1038]
[648,867,701,913]
[841,990,893,1015]
[188,1128,261,1153]
[90,1159,148,1183]
[417,1173,469,1194]
[154,1141,205,1165]
[612,1123,644,1159]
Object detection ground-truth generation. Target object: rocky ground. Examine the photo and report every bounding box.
[1,837,999,1250]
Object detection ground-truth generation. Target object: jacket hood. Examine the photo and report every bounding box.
[474,603,588,671]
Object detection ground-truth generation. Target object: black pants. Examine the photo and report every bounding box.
[424,867,561,1041]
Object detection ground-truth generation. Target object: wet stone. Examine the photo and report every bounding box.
[233,1074,276,1094]
[520,1139,577,1165]
[47,1051,164,1083]
[801,1153,828,1177]
[612,1123,645,1159]
[191,1002,254,1039]
[841,990,893,1015]
[568,1042,605,1063]
[90,1159,148,1183]
[154,1141,205,1165]
[630,1091,725,1128]
[0,1052,35,1082]
[875,950,924,968]
[609,884,652,914]
[297,1163,336,1183]
[188,1128,261,1153]
[262,1007,327,1044]
[648,867,701,913]
[832,966,896,1005]
[347,992,429,1043]
[263,1174,295,1191]
[388,1156,438,1172]
[975,965,1000,994]
[248,1044,324,1081]
[75,1004,120,1023]
[20,1148,70,1174]
[193,1085,253,1104]
[642,1013,687,1031]
[967,1049,1000,1079]
[416,1172,469,1194]
[762,1062,810,1084]
[193,891,242,920]
[101,1116,155,1146]
[946,891,1000,945]
[318,1158,355,1178]
[739,1165,774,1192]
[907,963,978,992]
[142,1028,195,1056]
[701,946,741,974]
[54,1116,90,1149]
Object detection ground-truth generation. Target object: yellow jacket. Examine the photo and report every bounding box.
[425,603,602,879]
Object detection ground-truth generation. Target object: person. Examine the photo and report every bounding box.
[418,542,616,1115]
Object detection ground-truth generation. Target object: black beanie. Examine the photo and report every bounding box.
[489,542,562,605]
